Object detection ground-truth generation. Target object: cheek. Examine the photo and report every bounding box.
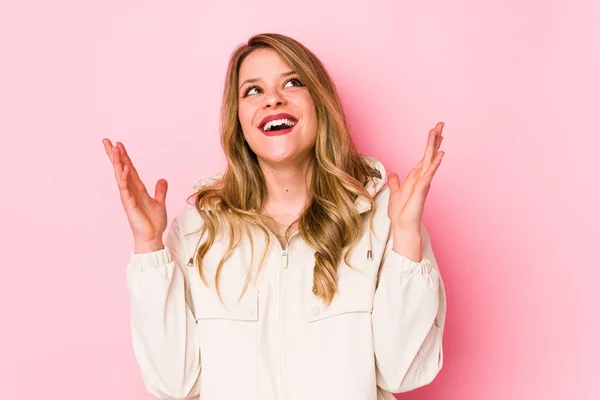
[291,93,317,129]
[237,100,258,129]
[303,102,318,136]
[237,108,250,128]
[237,106,261,147]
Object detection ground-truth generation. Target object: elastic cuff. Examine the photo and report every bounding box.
[129,247,172,269]
[385,250,433,274]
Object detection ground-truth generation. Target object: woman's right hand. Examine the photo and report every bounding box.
[102,139,168,253]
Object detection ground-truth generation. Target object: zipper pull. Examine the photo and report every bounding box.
[282,250,289,268]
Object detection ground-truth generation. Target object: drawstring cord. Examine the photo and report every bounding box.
[187,235,202,267]
[367,229,373,261]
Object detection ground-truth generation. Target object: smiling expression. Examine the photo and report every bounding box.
[237,48,318,166]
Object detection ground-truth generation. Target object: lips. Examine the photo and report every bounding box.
[258,113,298,131]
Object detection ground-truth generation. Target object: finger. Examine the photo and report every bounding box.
[117,165,136,209]
[395,167,419,199]
[435,121,445,133]
[405,166,420,189]
[435,135,443,154]
[434,122,444,153]
[394,167,419,209]
[155,179,168,205]
[102,138,114,162]
[118,164,130,191]
[422,122,446,176]
[112,145,124,182]
[116,142,141,181]
[420,129,437,176]
[422,151,445,183]
[388,173,401,193]
[409,158,425,175]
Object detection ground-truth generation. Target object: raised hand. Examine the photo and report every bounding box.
[102,139,168,253]
[387,122,445,233]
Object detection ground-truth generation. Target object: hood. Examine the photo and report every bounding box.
[354,155,388,214]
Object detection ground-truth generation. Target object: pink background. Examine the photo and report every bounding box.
[1,0,598,399]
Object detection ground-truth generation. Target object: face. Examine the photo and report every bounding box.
[237,48,318,167]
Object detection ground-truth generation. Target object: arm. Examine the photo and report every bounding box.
[372,223,446,393]
[126,217,201,399]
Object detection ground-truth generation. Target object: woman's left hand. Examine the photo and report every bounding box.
[387,122,445,234]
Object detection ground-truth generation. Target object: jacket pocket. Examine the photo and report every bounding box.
[305,270,377,322]
[194,285,259,321]
[193,286,259,400]
[297,270,378,400]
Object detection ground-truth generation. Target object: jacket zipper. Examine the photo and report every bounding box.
[274,230,298,400]
[279,248,287,400]
[282,249,289,268]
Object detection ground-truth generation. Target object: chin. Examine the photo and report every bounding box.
[246,132,315,166]
[258,145,309,164]
[259,152,296,164]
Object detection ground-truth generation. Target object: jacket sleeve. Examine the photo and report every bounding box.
[125,217,201,399]
[372,223,446,393]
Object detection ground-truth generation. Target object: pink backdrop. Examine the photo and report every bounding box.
[1,0,598,399]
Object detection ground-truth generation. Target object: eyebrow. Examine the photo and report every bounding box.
[239,71,297,90]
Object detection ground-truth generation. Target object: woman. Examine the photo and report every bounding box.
[102,33,446,400]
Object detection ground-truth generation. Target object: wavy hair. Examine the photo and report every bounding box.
[188,33,379,305]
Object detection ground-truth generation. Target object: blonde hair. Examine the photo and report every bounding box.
[189,33,379,305]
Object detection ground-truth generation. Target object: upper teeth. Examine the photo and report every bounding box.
[263,118,296,132]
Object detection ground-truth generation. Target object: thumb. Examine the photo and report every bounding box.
[155,179,168,205]
[388,173,401,193]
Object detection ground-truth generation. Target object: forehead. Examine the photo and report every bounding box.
[238,48,293,81]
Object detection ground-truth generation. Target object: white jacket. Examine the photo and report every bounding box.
[126,156,446,400]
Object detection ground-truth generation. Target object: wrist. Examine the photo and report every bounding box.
[134,238,164,254]
[392,228,422,262]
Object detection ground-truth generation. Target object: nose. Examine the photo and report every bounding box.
[263,88,286,108]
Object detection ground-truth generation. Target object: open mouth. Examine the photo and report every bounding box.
[261,118,297,133]
[258,113,299,134]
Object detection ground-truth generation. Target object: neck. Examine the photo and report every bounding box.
[258,156,313,216]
